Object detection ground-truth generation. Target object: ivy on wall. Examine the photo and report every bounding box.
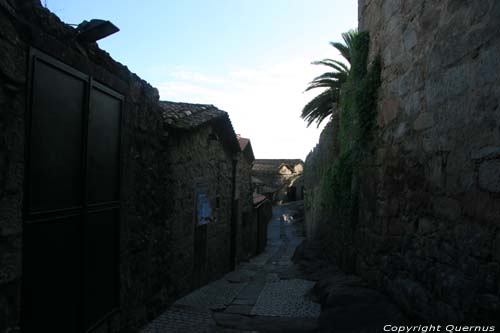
[315,30,381,228]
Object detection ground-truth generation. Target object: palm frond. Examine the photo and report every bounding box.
[301,29,362,127]
[328,29,358,64]
[330,42,351,63]
[311,72,348,83]
[311,59,349,73]
[342,30,358,48]
[305,81,342,92]
[301,90,339,127]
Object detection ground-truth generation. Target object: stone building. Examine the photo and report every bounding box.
[252,193,273,254]
[0,1,256,332]
[160,101,241,292]
[235,135,259,260]
[0,1,169,331]
[252,159,304,202]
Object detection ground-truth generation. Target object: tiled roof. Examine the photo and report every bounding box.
[252,159,304,173]
[159,101,240,153]
[253,193,267,206]
[237,135,255,162]
[159,101,227,129]
[238,137,250,151]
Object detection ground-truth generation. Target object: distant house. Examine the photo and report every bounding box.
[279,163,295,175]
[252,159,304,203]
[294,163,304,174]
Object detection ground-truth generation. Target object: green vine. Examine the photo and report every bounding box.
[315,30,381,228]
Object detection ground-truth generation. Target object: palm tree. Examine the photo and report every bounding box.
[301,30,358,127]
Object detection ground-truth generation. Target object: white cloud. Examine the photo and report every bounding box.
[155,52,343,160]
[171,71,227,84]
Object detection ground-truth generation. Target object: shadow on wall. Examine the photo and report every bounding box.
[0,2,256,332]
[305,0,500,324]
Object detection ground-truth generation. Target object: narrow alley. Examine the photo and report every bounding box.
[2,1,500,332]
[143,201,408,332]
[142,202,321,332]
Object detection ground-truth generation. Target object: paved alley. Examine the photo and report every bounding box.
[142,201,320,332]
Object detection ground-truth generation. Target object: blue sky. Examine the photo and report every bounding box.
[46,0,358,159]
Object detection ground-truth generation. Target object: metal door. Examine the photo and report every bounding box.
[22,50,122,332]
[193,224,208,288]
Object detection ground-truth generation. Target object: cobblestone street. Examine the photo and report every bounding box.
[142,202,320,332]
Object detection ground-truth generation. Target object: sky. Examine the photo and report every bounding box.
[45,0,358,160]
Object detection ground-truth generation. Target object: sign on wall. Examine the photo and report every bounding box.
[195,185,213,225]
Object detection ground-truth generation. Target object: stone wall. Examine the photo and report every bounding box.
[306,0,500,324]
[237,155,257,260]
[0,1,170,331]
[0,2,26,331]
[0,1,257,332]
[304,120,337,240]
[253,199,273,254]
[164,124,234,298]
[357,0,500,322]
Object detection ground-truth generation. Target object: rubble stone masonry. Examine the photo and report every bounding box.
[0,0,169,331]
[306,0,500,323]
[164,124,234,297]
[237,154,256,261]
[0,1,255,332]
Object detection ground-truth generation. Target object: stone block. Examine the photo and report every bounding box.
[458,255,480,278]
[445,151,475,195]
[393,122,408,142]
[0,196,23,237]
[471,146,500,160]
[403,23,418,51]
[478,159,500,193]
[426,155,446,189]
[427,61,474,108]
[494,233,500,262]
[0,234,21,285]
[386,218,413,236]
[417,217,435,235]
[412,112,434,131]
[0,39,26,84]
[477,263,500,294]
[418,131,454,153]
[433,300,459,323]
[376,198,399,217]
[433,265,472,308]
[0,12,19,45]
[474,42,500,87]
[385,277,432,318]
[433,196,461,221]
[437,241,457,266]
[404,91,422,117]
[474,293,500,315]
[378,98,400,126]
